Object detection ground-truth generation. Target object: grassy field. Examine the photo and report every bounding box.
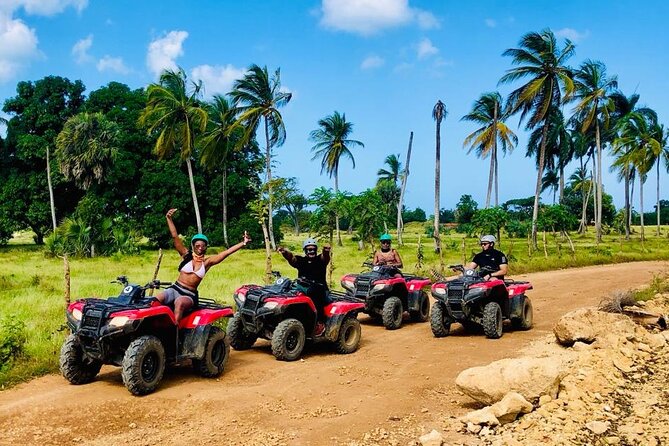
[1,222,668,388]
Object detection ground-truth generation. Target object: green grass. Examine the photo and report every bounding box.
[1,223,669,388]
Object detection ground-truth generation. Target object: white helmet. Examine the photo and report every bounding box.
[302,238,318,250]
[480,234,496,244]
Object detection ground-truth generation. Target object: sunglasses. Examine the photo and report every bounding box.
[381,240,391,244]
[480,242,491,246]
[305,248,317,253]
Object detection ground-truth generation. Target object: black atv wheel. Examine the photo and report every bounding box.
[192,327,230,378]
[482,302,503,339]
[227,313,258,350]
[271,318,306,361]
[512,298,533,331]
[409,291,430,322]
[121,335,166,396]
[334,317,362,354]
[382,296,403,330]
[430,302,451,337]
[59,334,102,385]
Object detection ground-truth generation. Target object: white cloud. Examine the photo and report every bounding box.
[360,55,384,70]
[485,18,496,28]
[0,12,39,82]
[1,0,88,16]
[72,34,92,64]
[416,37,438,59]
[191,64,245,97]
[319,0,438,35]
[97,55,129,74]
[146,30,188,77]
[555,27,589,43]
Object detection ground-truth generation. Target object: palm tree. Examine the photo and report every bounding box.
[139,68,208,233]
[377,154,402,185]
[499,28,575,248]
[230,64,292,250]
[653,125,669,235]
[432,100,447,253]
[541,169,560,204]
[569,166,593,233]
[55,112,120,190]
[309,111,363,246]
[572,60,618,243]
[200,94,253,245]
[461,92,517,207]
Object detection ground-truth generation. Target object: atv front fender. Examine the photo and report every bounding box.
[179,325,215,360]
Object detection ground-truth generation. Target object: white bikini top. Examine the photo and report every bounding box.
[180,260,206,278]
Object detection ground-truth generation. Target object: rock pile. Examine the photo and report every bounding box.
[440,292,669,446]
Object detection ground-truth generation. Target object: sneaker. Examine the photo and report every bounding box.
[314,322,325,336]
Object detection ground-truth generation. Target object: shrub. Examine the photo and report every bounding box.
[0,316,27,370]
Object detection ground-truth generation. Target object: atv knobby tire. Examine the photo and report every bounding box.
[60,334,102,385]
[271,318,306,361]
[409,291,430,322]
[482,302,503,339]
[382,296,403,330]
[512,297,533,330]
[334,317,361,354]
[121,335,166,395]
[227,313,258,350]
[430,302,451,337]
[192,327,230,377]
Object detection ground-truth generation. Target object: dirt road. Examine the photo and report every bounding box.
[1,261,668,446]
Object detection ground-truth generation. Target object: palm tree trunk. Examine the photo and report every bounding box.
[185,158,203,234]
[656,159,661,236]
[591,158,598,237]
[486,149,494,209]
[531,123,549,249]
[639,176,645,242]
[595,122,603,243]
[335,172,342,246]
[624,168,630,240]
[264,119,276,250]
[222,167,229,246]
[434,122,441,253]
[629,173,635,231]
[397,132,413,246]
[46,146,57,231]
[489,105,498,208]
[260,217,273,284]
[494,149,499,207]
[558,164,565,204]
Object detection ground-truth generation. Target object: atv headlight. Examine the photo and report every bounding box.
[72,308,83,321]
[372,283,390,293]
[109,316,130,327]
[433,287,446,296]
[235,291,246,304]
[263,301,279,310]
[341,279,355,291]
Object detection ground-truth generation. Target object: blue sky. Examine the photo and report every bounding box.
[1,0,668,212]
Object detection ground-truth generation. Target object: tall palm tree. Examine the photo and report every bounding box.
[432,100,447,253]
[499,28,575,248]
[572,60,618,243]
[55,112,120,190]
[377,154,402,185]
[650,123,668,236]
[139,68,208,233]
[200,94,254,246]
[309,111,364,246]
[461,92,517,207]
[230,64,292,250]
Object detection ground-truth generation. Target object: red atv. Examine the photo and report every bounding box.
[61,276,233,395]
[340,262,432,330]
[430,265,533,339]
[228,273,364,361]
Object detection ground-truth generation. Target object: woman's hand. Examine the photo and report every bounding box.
[166,208,177,220]
[242,230,251,246]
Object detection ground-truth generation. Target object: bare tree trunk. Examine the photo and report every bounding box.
[264,119,276,250]
[531,124,549,249]
[542,231,548,259]
[46,147,57,231]
[434,122,441,253]
[595,123,603,243]
[222,167,229,246]
[487,106,498,208]
[629,173,635,232]
[185,158,203,234]
[397,132,413,246]
[591,159,599,240]
[335,173,342,246]
[640,176,645,242]
[656,159,661,237]
[63,254,70,310]
[485,147,494,209]
[558,163,565,204]
[261,218,273,284]
[148,249,164,296]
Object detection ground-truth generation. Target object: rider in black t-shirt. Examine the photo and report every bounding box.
[467,235,508,280]
[278,238,332,331]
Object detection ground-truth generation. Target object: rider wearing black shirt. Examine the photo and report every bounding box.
[467,235,508,280]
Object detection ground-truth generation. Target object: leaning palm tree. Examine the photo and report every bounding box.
[230,64,292,250]
[200,94,256,245]
[55,112,120,190]
[499,28,576,248]
[139,68,208,233]
[461,92,517,207]
[309,111,364,246]
[569,166,593,234]
[432,100,447,253]
[572,60,618,243]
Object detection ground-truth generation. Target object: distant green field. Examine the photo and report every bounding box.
[1,222,668,388]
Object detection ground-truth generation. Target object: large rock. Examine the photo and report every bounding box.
[492,392,534,424]
[455,356,566,405]
[553,308,636,346]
